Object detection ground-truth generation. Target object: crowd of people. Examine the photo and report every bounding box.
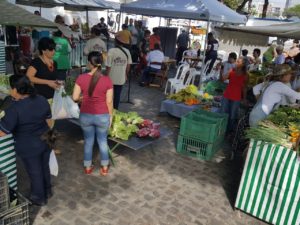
[4,8,300,207]
[216,39,300,149]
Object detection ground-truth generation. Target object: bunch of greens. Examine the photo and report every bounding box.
[63,76,76,96]
[267,106,300,127]
[109,110,143,140]
[245,120,292,149]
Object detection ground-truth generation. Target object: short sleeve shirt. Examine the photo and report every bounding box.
[76,74,113,114]
[223,70,247,101]
[206,39,219,56]
[84,37,107,55]
[106,47,132,85]
[30,57,58,99]
[0,95,51,158]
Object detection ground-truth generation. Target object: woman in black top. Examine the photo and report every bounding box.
[0,75,52,206]
[27,37,61,99]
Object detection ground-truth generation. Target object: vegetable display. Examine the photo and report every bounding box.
[167,85,200,104]
[246,106,300,153]
[109,110,160,140]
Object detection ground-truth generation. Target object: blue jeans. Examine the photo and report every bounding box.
[79,113,110,167]
[141,66,160,84]
[221,97,240,133]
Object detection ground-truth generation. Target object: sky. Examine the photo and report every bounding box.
[252,0,300,8]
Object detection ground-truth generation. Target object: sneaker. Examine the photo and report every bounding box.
[84,165,94,175]
[100,166,109,176]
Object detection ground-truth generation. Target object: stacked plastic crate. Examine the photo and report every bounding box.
[177,109,228,160]
[0,172,29,225]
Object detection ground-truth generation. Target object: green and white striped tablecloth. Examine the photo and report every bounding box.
[235,139,300,225]
[0,134,17,190]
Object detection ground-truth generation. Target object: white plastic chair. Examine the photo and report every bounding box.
[164,64,190,94]
[174,68,196,93]
[179,50,192,65]
[217,50,227,61]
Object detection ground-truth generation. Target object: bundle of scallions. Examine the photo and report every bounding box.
[245,120,293,149]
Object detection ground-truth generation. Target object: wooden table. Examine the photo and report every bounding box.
[182,56,202,68]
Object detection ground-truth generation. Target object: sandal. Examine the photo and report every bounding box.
[100,166,109,176]
[84,165,94,175]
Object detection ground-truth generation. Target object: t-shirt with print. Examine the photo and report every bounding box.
[206,39,219,56]
[30,57,58,99]
[106,47,132,85]
[76,74,113,114]
[84,37,107,55]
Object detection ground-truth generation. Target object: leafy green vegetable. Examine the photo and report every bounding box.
[64,76,76,96]
[109,110,144,140]
[267,106,300,127]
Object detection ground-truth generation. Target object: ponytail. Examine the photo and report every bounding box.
[87,51,104,97]
[88,64,102,97]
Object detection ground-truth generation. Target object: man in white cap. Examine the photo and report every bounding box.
[106,33,132,109]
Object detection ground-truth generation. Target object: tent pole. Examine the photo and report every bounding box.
[159,17,161,26]
[199,20,210,89]
[3,26,7,46]
[118,11,122,31]
[86,9,89,30]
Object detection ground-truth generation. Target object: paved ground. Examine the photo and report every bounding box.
[17,73,268,225]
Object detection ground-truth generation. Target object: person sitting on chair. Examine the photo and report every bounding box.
[139,43,164,86]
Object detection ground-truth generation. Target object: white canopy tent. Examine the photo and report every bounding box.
[215,22,300,46]
[120,0,247,24]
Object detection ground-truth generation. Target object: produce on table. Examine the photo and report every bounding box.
[184,98,200,106]
[247,70,266,87]
[202,92,214,101]
[267,106,300,127]
[137,122,160,138]
[109,110,142,140]
[109,110,161,140]
[245,120,292,149]
[246,106,300,153]
[167,85,200,103]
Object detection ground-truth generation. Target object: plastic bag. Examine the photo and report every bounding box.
[51,86,79,119]
[49,150,58,176]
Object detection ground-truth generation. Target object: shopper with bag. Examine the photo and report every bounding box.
[72,51,113,176]
[27,37,61,154]
[0,75,52,206]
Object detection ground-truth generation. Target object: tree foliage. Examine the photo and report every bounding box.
[222,0,240,10]
[284,4,300,18]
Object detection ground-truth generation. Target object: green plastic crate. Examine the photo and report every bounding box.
[176,134,224,160]
[179,109,228,143]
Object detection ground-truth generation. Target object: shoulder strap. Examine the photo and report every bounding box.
[117,46,128,60]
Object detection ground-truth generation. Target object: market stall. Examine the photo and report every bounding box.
[160,84,223,118]
[234,106,300,225]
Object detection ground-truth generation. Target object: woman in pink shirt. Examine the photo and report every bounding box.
[72,52,113,176]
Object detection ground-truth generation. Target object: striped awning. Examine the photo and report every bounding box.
[0,134,17,190]
[236,140,300,225]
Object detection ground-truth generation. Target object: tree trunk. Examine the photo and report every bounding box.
[262,0,269,18]
[237,0,250,12]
